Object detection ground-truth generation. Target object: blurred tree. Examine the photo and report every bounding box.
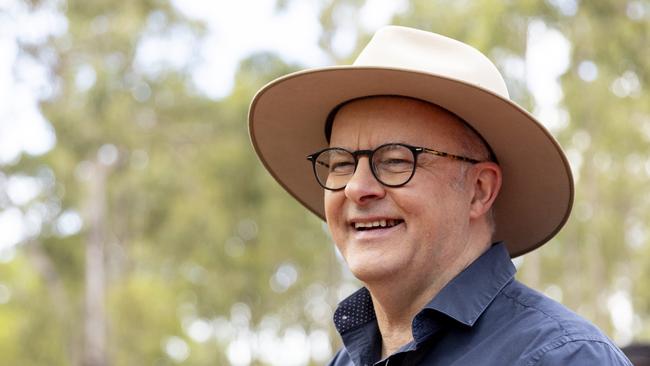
[2,0,340,365]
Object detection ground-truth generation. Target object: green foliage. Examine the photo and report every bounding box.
[108,274,182,365]
[4,0,339,364]
[0,254,70,366]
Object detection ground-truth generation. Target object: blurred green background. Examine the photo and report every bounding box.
[0,0,648,365]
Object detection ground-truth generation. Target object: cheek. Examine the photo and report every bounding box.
[394,188,456,239]
[390,189,432,217]
[323,191,339,220]
[324,192,346,236]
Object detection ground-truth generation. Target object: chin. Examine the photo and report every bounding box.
[346,258,403,285]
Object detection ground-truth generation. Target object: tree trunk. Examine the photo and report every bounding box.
[83,161,108,366]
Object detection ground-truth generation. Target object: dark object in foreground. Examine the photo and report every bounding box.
[623,344,650,366]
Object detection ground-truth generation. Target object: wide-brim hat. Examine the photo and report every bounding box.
[248,26,573,257]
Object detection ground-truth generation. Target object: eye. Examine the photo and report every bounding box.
[314,149,355,175]
[374,145,414,173]
[330,160,355,174]
[377,158,413,173]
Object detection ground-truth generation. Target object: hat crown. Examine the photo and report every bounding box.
[353,26,510,99]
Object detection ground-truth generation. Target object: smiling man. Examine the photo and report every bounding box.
[249,26,631,365]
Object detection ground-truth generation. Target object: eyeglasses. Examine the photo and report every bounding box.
[306,143,482,191]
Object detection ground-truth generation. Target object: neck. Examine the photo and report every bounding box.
[366,235,492,359]
[368,267,460,359]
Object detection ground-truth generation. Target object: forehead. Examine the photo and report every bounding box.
[329,97,466,148]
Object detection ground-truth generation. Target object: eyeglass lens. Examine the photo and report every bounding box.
[313,144,416,190]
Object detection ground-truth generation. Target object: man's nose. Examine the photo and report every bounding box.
[344,157,386,204]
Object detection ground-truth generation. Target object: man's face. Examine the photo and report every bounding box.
[324,97,478,286]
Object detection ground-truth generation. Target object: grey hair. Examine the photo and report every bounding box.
[455,119,498,238]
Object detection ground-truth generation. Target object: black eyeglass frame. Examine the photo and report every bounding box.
[306,142,483,191]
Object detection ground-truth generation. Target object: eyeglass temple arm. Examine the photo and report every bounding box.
[420,147,481,164]
[306,154,331,169]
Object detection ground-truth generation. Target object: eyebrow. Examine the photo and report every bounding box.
[329,140,412,149]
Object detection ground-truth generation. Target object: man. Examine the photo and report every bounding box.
[249,26,631,365]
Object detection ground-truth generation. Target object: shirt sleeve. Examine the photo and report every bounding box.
[531,339,632,366]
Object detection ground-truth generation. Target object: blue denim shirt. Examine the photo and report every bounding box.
[328,243,631,366]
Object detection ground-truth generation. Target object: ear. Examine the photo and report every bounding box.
[468,162,502,220]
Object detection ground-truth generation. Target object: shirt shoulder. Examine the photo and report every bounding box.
[499,280,631,366]
[530,337,632,366]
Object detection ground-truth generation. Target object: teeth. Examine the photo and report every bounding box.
[354,220,399,229]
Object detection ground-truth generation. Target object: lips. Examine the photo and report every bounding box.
[352,219,404,231]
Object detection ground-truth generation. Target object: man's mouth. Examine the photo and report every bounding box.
[352,219,404,231]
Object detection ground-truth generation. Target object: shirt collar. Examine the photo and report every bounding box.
[333,288,382,365]
[420,242,515,327]
[333,286,376,334]
[332,242,516,360]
